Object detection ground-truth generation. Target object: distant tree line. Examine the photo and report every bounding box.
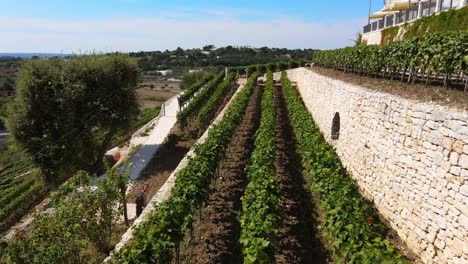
[129,45,315,72]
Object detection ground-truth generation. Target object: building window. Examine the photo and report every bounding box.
[331,113,340,140]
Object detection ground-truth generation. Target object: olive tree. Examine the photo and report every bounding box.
[7,54,140,183]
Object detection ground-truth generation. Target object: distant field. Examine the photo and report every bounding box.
[137,80,180,108]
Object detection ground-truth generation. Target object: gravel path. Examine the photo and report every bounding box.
[120,95,180,181]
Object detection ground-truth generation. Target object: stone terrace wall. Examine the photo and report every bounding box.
[280,68,468,264]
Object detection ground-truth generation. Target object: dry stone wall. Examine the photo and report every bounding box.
[281,68,468,264]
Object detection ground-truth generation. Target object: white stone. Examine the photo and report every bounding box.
[460,185,468,196]
[446,120,468,135]
[461,169,468,179]
[426,120,440,130]
[426,231,437,243]
[459,154,468,169]
[450,166,462,176]
[442,137,454,150]
[435,238,446,249]
[431,109,446,122]
[458,214,468,229]
[450,152,460,165]
[429,188,438,198]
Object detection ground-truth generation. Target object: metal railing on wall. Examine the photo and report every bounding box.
[363,0,466,34]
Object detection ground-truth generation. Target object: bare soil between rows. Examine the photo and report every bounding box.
[179,85,263,264]
[273,83,327,264]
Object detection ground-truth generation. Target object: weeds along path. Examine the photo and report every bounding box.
[181,85,264,264]
[273,82,327,263]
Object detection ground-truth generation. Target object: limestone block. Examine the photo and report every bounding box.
[447,237,465,256]
[452,257,468,264]
[458,214,468,229]
[435,238,446,250]
[427,231,437,243]
[429,130,444,145]
[442,137,455,150]
[429,188,438,198]
[450,166,462,176]
[450,152,460,165]
[453,140,465,154]
[461,169,468,179]
[426,120,440,130]
[460,184,468,196]
[431,109,446,122]
[446,120,467,135]
[459,154,468,169]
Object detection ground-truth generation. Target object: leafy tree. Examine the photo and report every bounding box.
[0,97,12,130]
[354,32,364,46]
[6,54,140,183]
[0,77,14,93]
[174,47,184,56]
[179,71,211,90]
[129,45,315,74]
[203,44,215,51]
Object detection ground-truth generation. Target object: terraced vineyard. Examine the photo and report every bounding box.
[0,159,45,233]
[112,69,409,264]
[1,62,416,263]
[0,70,249,263]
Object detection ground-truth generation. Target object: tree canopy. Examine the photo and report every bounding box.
[6,54,140,182]
[130,46,314,72]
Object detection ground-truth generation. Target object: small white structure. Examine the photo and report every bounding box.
[156,70,173,76]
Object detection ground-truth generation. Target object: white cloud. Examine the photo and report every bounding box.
[0,15,366,53]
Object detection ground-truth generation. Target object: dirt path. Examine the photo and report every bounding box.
[273,84,327,264]
[180,85,263,264]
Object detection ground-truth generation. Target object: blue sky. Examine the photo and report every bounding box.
[0,0,384,53]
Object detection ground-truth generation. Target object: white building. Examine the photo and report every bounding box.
[362,0,467,45]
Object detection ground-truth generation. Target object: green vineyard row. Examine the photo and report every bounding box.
[281,72,408,263]
[239,71,281,264]
[117,73,259,263]
[0,180,44,221]
[314,32,467,88]
[177,75,213,107]
[198,71,236,130]
[176,72,224,127]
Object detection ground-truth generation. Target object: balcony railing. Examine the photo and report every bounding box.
[363,0,466,34]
